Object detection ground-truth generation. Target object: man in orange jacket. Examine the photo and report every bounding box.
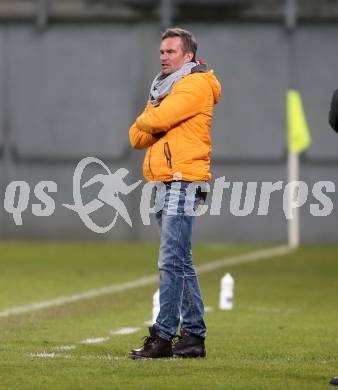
[129,27,221,359]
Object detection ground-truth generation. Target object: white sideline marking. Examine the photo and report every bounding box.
[196,245,291,273]
[0,245,291,319]
[0,275,158,319]
[54,345,77,351]
[80,337,109,344]
[30,352,55,359]
[36,354,127,361]
[96,355,126,361]
[111,327,140,335]
[52,328,140,353]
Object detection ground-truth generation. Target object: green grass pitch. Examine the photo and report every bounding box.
[0,241,337,389]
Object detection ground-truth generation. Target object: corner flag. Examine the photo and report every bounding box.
[287,89,311,153]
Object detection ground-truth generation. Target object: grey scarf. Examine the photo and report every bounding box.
[149,62,198,107]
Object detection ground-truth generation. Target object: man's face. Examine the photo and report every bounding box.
[160,37,193,75]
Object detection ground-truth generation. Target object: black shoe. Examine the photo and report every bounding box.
[173,329,206,358]
[129,326,173,359]
[330,377,338,385]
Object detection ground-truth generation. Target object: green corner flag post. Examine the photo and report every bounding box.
[286,89,311,248]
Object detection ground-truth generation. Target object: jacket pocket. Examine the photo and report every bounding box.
[163,142,172,169]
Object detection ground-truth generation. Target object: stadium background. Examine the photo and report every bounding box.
[1,2,338,388]
[0,0,337,243]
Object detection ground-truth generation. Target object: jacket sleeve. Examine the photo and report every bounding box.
[135,76,207,134]
[129,102,160,149]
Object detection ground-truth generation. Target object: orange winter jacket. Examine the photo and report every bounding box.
[129,70,221,182]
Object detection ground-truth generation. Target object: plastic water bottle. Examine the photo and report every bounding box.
[219,273,234,310]
[152,289,160,324]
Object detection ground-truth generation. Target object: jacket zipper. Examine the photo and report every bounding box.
[164,142,172,169]
[148,145,154,180]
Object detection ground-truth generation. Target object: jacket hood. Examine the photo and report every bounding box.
[201,70,222,104]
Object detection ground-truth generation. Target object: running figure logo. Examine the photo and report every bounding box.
[63,157,142,233]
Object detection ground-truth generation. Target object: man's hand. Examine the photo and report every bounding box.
[153,132,166,139]
[129,124,161,149]
[329,89,338,133]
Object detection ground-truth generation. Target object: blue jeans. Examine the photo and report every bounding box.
[153,181,207,341]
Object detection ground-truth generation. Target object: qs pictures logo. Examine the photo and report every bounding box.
[2,157,142,232]
[1,157,336,233]
[63,157,142,233]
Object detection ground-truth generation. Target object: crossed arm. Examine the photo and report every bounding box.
[129,125,159,150]
[129,78,206,149]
